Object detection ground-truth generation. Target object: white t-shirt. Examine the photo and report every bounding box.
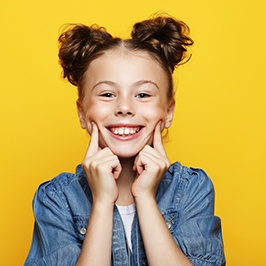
[116,203,136,251]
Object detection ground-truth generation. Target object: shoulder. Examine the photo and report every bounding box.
[36,165,83,194]
[165,162,214,191]
[33,165,90,211]
[169,162,212,181]
[158,162,215,209]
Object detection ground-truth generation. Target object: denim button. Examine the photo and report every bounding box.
[166,221,172,229]
[80,227,87,235]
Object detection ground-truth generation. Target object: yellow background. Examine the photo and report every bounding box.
[1,0,265,265]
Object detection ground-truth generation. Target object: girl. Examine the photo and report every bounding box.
[25,15,225,266]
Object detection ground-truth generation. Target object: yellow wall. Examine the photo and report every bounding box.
[1,1,265,265]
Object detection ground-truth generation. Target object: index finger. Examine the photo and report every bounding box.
[85,122,100,157]
[153,121,168,157]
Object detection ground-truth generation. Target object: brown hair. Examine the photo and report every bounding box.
[58,15,193,100]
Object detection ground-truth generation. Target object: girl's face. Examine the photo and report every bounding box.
[77,49,175,158]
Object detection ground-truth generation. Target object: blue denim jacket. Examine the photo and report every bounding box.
[25,162,225,266]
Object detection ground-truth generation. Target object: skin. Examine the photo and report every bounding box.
[76,49,192,266]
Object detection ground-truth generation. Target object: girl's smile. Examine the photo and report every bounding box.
[107,124,143,140]
[77,49,175,158]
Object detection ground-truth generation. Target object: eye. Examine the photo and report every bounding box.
[100,92,115,98]
[136,92,151,99]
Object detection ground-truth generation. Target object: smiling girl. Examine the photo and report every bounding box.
[25,15,225,266]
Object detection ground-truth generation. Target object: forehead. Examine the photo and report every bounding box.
[84,49,168,87]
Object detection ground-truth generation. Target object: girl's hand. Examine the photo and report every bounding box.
[131,122,170,200]
[82,122,122,205]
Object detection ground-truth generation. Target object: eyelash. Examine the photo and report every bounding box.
[98,92,151,99]
[136,93,151,99]
[100,92,115,98]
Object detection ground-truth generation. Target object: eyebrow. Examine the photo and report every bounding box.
[134,80,160,90]
[92,80,160,90]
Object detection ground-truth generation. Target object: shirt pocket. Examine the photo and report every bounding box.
[161,209,178,234]
[73,215,89,242]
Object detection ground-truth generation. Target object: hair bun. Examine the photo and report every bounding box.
[58,24,112,85]
[131,16,193,71]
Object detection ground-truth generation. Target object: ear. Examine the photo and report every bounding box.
[76,100,87,129]
[164,99,175,128]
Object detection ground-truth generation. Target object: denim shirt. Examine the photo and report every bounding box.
[25,162,225,266]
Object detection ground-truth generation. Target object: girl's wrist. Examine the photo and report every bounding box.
[92,198,116,212]
[134,193,157,207]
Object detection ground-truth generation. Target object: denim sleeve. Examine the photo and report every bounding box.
[174,169,226,266]
[25,181,81,266]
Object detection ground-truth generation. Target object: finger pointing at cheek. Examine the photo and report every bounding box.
[153,121,168,158]
[86,122,101,157]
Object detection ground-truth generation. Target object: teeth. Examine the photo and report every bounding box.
[111,127,140,136]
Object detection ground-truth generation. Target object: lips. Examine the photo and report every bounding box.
[108,126,142,136]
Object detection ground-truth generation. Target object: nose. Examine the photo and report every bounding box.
[115,95,135,117]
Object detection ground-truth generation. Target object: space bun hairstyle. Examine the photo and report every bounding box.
[131,16,193,72]
[58,15,193,100]
[58,24,114,85]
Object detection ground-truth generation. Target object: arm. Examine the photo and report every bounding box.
[132,122,193,266]
[25,181,85,266]
[76,201,114,265]
[173,168,225,266]
[135,196,193,266]
[76,122,121,265]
